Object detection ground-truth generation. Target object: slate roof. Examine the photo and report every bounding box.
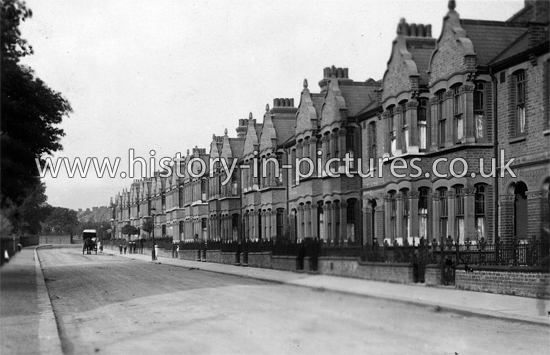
[406,38,436,86]
[489,30,530,64]
[229,138,244,159]
[461,19,527,66]
[273,118,295,146]
[340,83,377,117]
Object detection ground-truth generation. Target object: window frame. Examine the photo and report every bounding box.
[418,98,428,151]
[515,70,526,136]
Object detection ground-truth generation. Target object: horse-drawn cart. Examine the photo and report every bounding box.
[82,229,98,254]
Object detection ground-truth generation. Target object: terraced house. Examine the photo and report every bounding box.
[110,0,549,253]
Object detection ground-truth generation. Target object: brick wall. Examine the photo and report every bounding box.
[272,255,299,271]
[318,257,413,283]
[178,250,201,261]
[39,235,73,244]
[247,252,273,269]
[455,269,550,298]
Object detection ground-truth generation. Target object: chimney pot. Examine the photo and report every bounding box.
[418,24,425,37]
[410,23,417,37]
[290,98,294,107]
[426,24,432,37]
[343,68,349,78]
[274,98,280,107]
[285,98,290,107]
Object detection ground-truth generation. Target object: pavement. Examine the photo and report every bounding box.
[102,246,550,327]
[0,244,548,354]
[0,246,62,355]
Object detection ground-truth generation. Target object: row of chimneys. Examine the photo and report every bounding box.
[273,98,294,107]
[323,66,349,79]
[397,19,432,38]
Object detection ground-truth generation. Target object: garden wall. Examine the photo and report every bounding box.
[455,267,550,298]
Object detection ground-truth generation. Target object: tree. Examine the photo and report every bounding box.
[17,183,51,235]
[43,206,79,236]
[1,0,72,230]
[142,218,154,239]
[120,224,138,239]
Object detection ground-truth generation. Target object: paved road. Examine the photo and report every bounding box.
[38,246,548,355]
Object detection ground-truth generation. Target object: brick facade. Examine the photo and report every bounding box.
[110,1,549,285]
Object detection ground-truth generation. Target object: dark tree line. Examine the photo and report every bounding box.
[1,0,72,235]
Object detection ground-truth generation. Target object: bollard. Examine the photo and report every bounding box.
[154,244,159,261]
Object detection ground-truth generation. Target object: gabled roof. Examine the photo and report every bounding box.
[242,113,262,157]
[461,19,527,66]
[272,117,295,145]
[406,39,436,85]
[489,30,530,65]
[259,105,277,152]
[228,138,244,159]
[340,83,377,117]
[295,79,319,135]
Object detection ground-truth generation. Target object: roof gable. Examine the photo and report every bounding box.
[259,104,277,152]
[320,77,347,129]
[242,113,260,157]
[295,79,318,135]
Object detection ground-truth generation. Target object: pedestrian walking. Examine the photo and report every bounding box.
[123,239,127,254]
[118,242,123,254]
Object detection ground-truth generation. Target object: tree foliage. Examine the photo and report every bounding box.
[75,221,111,239]
[121,224,138,237]
[1,0,72,233]
[42,206,79,236]
[141,218,154,235]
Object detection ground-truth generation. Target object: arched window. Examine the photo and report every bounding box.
[418,99,428,150]
[475,184,487,240]
[346,129,355,169]
[418,188,429,239]
[276,209,284,240]
[454,185,464,243]
[334,201,341,242]
[388,191,397,242]
[400,100,409,151]
[201,180,206,201]
[291,149,297,185]
[388,105,397,155]
[400,189,410,243]
[453,84,464,142]
[514,182,528,239]
[515,70,526,135]
[317,203,325,241]
[474,82,485,140]
[438,188,448,238]
[437,90,446,148]
[370,199,377,245]
[346,199,357,244]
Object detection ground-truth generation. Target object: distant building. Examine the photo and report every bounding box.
[110,0,549,246]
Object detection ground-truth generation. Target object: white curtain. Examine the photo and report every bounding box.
[419,126,427,149]
[457,217,465,243]
[457,117,464,140]
[476,217,486,239]
[419,213,427,239]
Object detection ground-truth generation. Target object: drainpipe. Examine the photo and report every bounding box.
[489,69,499,247]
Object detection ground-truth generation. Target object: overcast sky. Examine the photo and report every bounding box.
[19,0,525,211]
